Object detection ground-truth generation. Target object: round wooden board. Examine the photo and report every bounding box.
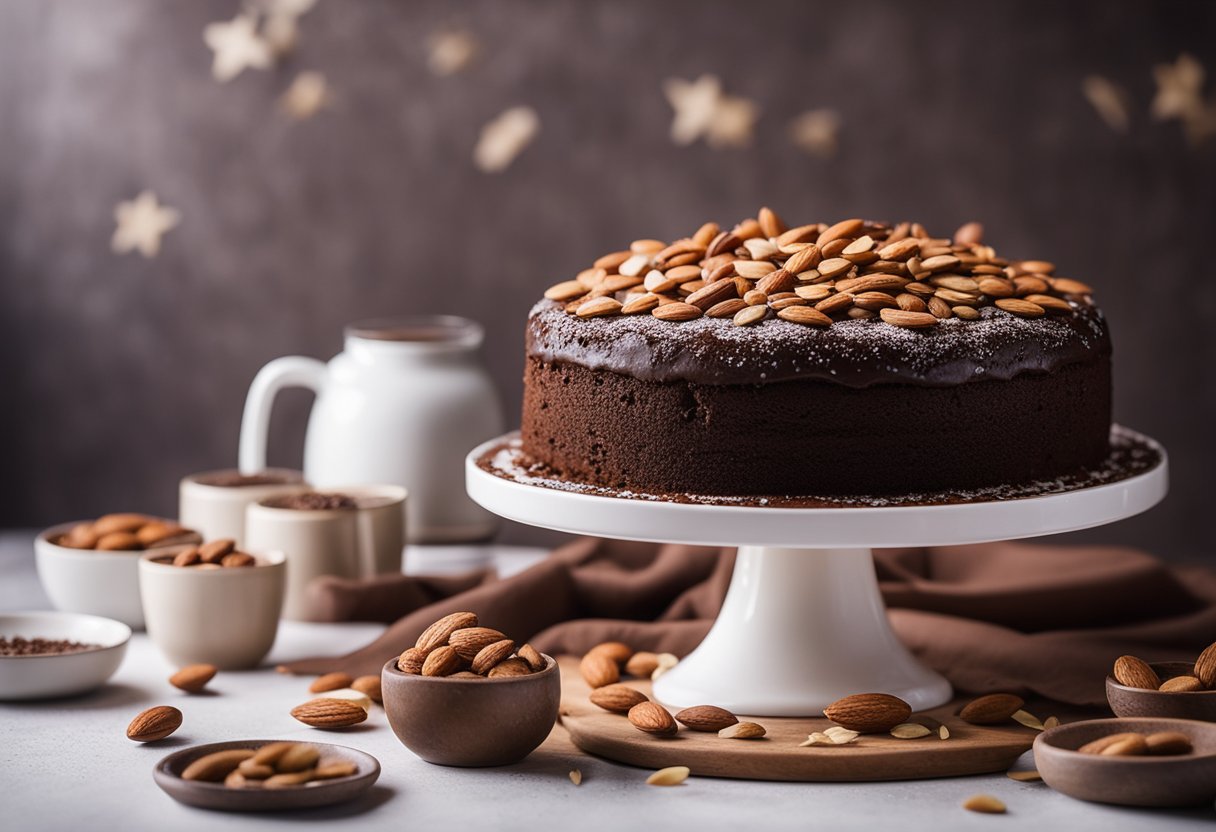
[558,658,1039,782]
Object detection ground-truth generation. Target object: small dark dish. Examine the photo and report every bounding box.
[1034,717,1216,807]
[381,654,560,766]
[153,740,379,812]
[1106,661,1216,721]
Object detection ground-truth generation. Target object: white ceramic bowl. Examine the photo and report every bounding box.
[139,550,286,670]
[35,520,199,630]
[0,611,130,700]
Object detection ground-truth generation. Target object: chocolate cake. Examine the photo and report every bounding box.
[521,213,1111,498]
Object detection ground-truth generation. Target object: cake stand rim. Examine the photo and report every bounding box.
[464,425,1168,548]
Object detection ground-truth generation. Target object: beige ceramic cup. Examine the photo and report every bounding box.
[244,485,407,621]
[139,550,286,669]
[179,468,310,547]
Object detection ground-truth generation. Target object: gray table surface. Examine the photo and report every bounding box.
[0,529,1211,831]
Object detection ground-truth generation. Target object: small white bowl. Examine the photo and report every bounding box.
[139,550,286,670]
[35,520,198,629]
[0,611,130,700]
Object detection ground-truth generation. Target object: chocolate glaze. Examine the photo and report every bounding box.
[526,299,1110,389]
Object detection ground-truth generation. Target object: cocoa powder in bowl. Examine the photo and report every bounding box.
[261,492,359,511]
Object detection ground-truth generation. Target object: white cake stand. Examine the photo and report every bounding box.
[465,428,1167,717]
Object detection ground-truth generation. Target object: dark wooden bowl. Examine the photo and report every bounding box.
[381,654,560,767]
[1034,717,1216,807]
[1106,661,1216,721]
[153,740,379,811]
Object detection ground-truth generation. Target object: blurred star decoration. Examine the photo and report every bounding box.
[663,75,759,149]
[789,109,842,158]
[280,71,331,119]
[473,106,540,173]
[428,29,480,76]
[1151,53,1216,146]
[1081,75,1130,133]
[256,0,318,57]
[203,13,273,82]
[111,191,180,258]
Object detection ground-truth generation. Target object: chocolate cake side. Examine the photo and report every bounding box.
[521,355,1111,498]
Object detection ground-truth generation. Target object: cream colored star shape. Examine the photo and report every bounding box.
[258,0,318,56]
[663,75,759,148]
[1151,53,1204,121]
[473,106,540,173]
[111,191,180,258]
[203,13,273,82]
[428,29,479,76]
[280,71,331,119]
[789,108,842,158]
[1081,75,1130,133]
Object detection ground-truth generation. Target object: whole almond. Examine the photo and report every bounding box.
[276,742,321,772]
[309,671,354,694]
[958,693,1025,725]
[97,532,141,551]
[823,693,912,733]
[488,658,533,677]
[1195,641,1216,688]
[313,761,359,780]
[777,306,832,327]
[449,627,506,660]
[351,675,383,703]
[1100,734,1148,756]
[1113,655,1160,690]
[169,664,217,693]
[675,705,738,732]
[580,652,620,689]
[517,643,545,672]
[126,705,182,742]
[1160,675,1203,692]
[718,721,765,739]
[471,639,516,674]
[136,522,188,547]
[624,651,660,678]
[1145,731,1193,756]
[237,760,276,779]
[225,770,256,788]
[290,698,368,729]
[651,302,702,322]
[588,642,634,665]
[397,647,427,674]
[93,513,151,536]
[415,611,479,652]
[221,552,255,568]
[962,795,1006,814]
[61,523,100,549]
[172,547,201,567]
[251,741,297,766]
[1078,732,1143,755]
[198,538,236,563]
[264,769,316,788]
[421,645,460,677]
[879,308,938,329]
[183,749,255,782]
[628,702,678,737]
[590,684,649,714]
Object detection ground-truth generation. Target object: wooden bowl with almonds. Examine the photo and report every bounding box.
[1106,661,1216,723]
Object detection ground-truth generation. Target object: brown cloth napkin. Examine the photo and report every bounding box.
[282,538,1216,707]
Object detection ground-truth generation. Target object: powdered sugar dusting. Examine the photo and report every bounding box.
[478,427,1159,509]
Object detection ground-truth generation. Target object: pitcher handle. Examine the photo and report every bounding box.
[238,356,328,474]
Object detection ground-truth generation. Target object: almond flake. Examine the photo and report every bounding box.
[646,766,689,786]
[1011,709,1045,731]
[569,769,583,786]
[890,723,932,739]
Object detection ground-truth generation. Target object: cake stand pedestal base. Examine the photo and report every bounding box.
[652,546,951,715]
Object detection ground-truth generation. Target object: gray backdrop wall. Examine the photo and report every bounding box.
[2,0,1213,558]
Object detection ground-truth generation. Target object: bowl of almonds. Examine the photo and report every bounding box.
[35,515,203,629]
[138,542,286,669]
[153,740,379,811]
[1105,647,1216,722]
[1033,717,1216,807]
[380,611,559,767]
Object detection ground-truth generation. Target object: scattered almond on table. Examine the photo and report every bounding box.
[290,698,368,729]
[169,663,217,693]
[126,705,183,743]
[962,794,1007,814]
[823,693,911,733]
[646,766,690,786]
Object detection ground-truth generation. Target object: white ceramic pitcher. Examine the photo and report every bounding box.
[238,316,504,543]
